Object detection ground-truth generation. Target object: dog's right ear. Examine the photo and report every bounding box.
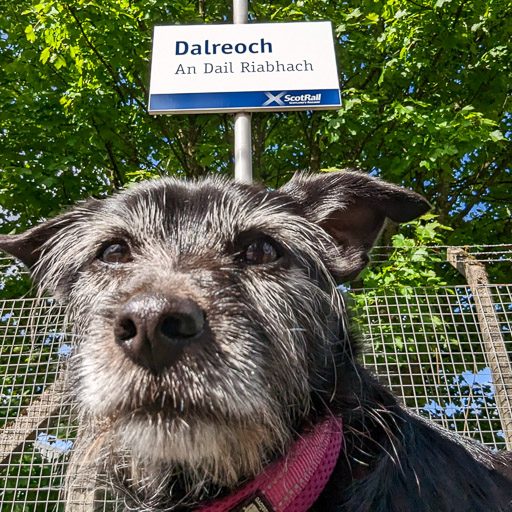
[0,216,75,271]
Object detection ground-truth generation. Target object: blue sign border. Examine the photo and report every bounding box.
[149,89,340,113]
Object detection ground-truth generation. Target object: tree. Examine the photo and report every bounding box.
[0,0,511,273]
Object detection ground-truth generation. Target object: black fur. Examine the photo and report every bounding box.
[316,362,512,511]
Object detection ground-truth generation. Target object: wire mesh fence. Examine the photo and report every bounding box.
[368,243,512,264]
[0,248,511,510]
[354,284,512,450]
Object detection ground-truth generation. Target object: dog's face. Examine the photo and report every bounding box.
[0,171,429,505]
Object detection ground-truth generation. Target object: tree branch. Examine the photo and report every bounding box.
[66,5,126,103]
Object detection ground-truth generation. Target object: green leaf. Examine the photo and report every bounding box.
[489,129,505,142]
[54,54,66,69]
[24,24,36,42]
[366,12,380,23]
[40,47,51,64]
[346,8,362,19]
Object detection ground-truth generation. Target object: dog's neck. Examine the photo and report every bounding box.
[197,416,343,512]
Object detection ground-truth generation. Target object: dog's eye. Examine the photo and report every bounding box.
[244,239,280,265]
[99,242,132,264]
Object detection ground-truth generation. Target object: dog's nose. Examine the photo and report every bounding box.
[114,294,206,372]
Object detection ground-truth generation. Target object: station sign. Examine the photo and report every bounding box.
[149,21,341,114]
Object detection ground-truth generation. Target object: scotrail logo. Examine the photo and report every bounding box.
[262,91,286,106]
[262,92,322,107]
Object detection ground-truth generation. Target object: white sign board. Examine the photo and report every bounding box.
[149,21,340,114]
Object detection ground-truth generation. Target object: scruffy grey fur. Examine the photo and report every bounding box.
[1,170,511,512]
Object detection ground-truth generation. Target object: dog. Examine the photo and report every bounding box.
[1,170,511,511]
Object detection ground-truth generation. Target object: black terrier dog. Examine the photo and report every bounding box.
[1,170,511,511]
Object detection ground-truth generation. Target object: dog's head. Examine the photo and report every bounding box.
[0,171,429,504]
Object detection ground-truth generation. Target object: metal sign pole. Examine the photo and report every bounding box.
[233,0,253,184]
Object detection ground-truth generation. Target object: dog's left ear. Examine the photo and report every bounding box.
[279,170,431,280]
[0,216,74,271]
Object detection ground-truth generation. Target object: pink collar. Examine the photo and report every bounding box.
[198,416,343,512]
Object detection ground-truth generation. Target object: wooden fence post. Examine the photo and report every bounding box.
[0,371,97,511]
[64,433,99,512]
[0,376,66,470]
[447,247,512,449]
